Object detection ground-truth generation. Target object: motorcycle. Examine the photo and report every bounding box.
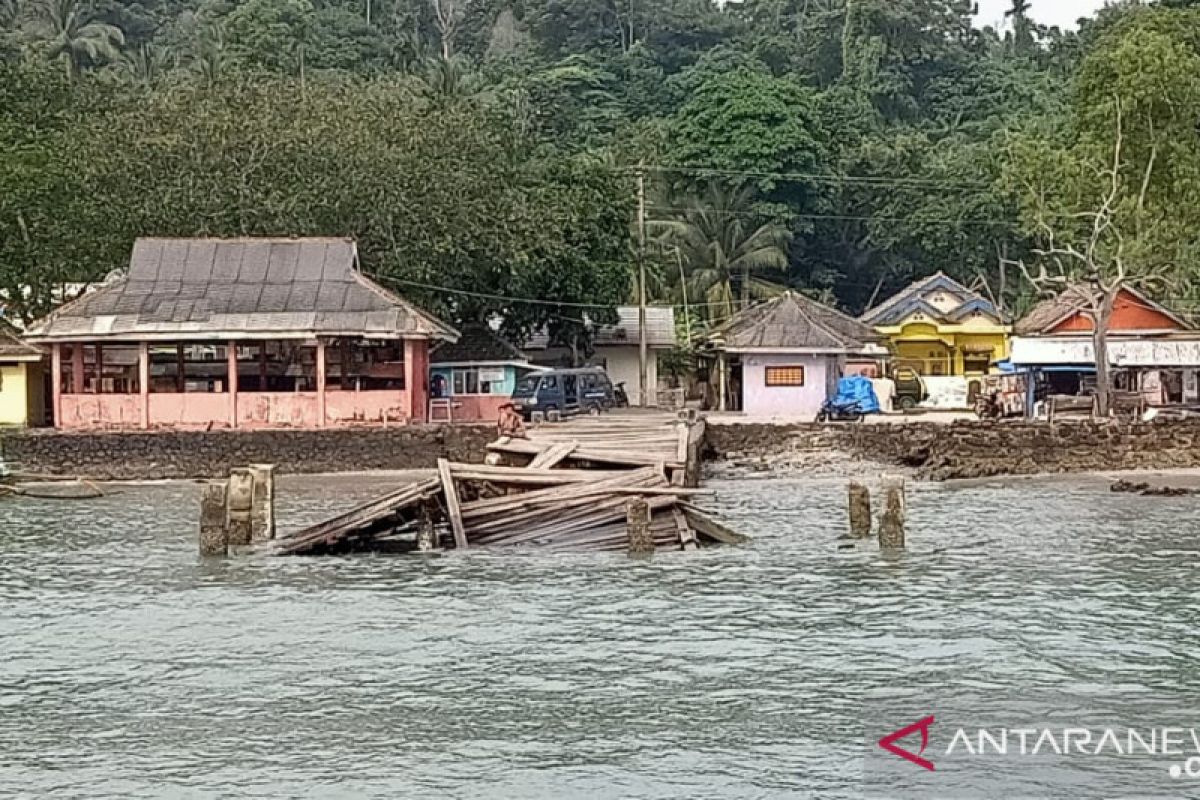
[815,398,864,423]
[613,382,630,408]
[975,390,1003,420]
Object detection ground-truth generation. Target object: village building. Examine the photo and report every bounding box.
[860,272,1010,377]
[429,324,538,421]
[709,291,886,417]
[1009,284,1200,412]
[523,306,676,405]
[0,326,45,427]
[23,237,457,430]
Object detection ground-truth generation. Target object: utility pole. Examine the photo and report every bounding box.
[637,164,648,408]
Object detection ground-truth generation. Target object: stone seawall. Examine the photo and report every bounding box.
[1,425,494,480]
[707,419,1200,481]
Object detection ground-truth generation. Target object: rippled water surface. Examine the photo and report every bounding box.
[2,471,1198,798]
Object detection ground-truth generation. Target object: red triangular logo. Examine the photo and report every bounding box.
[878,715,936,772]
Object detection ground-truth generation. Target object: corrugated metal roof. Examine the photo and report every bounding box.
[24,238,458,343]
[713,292,882,352]
[524,307,676,350]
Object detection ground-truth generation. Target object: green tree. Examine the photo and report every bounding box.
[653,182,792,321]
[28,0,125,79]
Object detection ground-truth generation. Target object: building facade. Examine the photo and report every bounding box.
[861,272,1010,377]
[711,292,886,418]
[0,328,45,427]
[523,307,676,406]
[24,238,457,430]
[429,324,537,421]
[1010,285,1200,411]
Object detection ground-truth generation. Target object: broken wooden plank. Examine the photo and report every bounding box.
[274,478,441,555]
[674,508,698,551]
[680,503,750,545]
[448,463,630,486]
[527,441,578,470]
[487,438,683,470]
[438,458,469,550]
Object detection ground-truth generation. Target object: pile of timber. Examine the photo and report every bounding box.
[272,440,743,556]
[494,412,707,487]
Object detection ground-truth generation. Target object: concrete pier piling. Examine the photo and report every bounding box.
[226,468,255,547]
[847,481,872,538]
[199,482,229,557]
[878,475,906,549]
[416,504,437,552]
[626,497,655,554]
[248,464,276,543]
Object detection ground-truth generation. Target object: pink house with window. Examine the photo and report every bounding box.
[710,292,886,418]
[24,237,458,430]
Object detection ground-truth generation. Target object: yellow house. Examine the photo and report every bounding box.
[0,327,45,427]
[860,272,1010,376]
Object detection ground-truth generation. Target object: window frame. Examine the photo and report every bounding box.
[763,365,806,388]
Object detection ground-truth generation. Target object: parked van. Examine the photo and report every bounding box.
[511,367,615,420]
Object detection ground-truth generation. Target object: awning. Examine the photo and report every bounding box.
[1011,336,1200,367]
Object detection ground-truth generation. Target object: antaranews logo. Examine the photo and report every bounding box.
[878,715,936,772]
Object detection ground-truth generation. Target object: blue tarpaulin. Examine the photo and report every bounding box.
[834,375,881,414]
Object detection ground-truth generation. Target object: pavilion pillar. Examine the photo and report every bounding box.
[138,341,150,430]
[95,344,103,392]
[227,340,238,429]
[717,351,728,412]
[51,343,63,428]
[71,343,84,394]
[404,338,429,423]
[315,339,327,428]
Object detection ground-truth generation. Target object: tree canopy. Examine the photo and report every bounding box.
[2,0,1199,333]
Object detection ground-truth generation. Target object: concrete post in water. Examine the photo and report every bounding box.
[626,497,655,554]
[199,481,229,557]
[847,481,872,538]
[226,468,255,547]
[878,475,906,549]
[416,503,437,552]
[248,464,277,542]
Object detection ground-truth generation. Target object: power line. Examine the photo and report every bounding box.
[619,164,990,191]
[648,204,1008,227]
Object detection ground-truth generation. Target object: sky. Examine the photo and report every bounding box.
[975,0,1112,31]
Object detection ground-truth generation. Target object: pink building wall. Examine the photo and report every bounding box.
[50,339,437,431]
[148,392,230,428]
[325,390,410,424]
[741,353,839,418]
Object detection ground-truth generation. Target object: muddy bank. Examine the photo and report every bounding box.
[706,419,1200,481]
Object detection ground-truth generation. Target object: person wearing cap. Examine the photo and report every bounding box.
[497,402,527,439]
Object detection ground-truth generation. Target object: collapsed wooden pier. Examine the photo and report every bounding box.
[270,412,744,556]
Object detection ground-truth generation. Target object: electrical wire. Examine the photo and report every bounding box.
[616,164,991,191]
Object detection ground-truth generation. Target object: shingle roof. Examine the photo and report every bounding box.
[431,324,527,365]
[1015,284,1189,336]
[24,238,457,343]
[713,292,882,352]
[860,271,1005,325]
[524,307,676,350]
[0,326,43,361]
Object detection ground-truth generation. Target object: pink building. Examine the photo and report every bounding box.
[24,237,458,430]
[710,292,885,418]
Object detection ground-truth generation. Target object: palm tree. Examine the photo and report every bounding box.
[28,0,124,80]
[653,182,792,323]
[112,42,175,88]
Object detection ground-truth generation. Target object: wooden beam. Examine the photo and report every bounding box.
[680,503,750,545]
[527,441,578,469]
[438,458,468,550]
